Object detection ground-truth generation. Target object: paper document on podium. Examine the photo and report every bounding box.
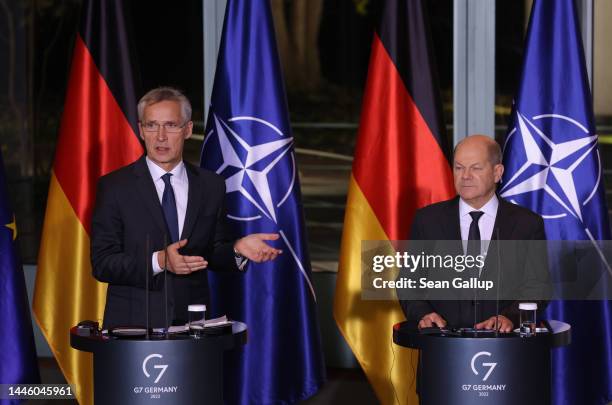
[166,315,231,334]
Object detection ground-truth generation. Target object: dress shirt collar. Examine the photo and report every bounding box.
[145,156,187,183]
[459,194,498,220]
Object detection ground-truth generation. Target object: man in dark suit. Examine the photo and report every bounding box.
[399,135,549,332]
[91,87,281,328]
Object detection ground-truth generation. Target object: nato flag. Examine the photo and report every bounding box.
[501,1,611,404]
[0,150,40,403]
[200,1,325,404]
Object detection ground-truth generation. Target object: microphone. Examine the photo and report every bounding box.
[473,278,478,329]
[473,240,481,329]
[163,234,169,338]
[146,234,150,340]
[495,227,501,337]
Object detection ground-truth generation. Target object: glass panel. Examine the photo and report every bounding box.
[494,0,528,142]
[271,0,453,265]
[593,0,612,217]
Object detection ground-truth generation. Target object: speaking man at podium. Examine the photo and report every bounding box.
[399,135,550,332]
[91,87,281,328]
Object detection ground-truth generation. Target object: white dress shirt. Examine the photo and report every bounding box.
[146,157,189,274]
[459,194,498,257]
[146,157,246,273]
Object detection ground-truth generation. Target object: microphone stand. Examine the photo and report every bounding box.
[495,228,501,337]
[146,234,150,340]
[164,234,169,339]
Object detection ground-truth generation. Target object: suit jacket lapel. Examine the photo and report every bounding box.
[443,197,463,255]
[483,197,517,278]
[133,156,169,238]
[491,197,517,240]
[181,162,204,240]
[446,197,462,239]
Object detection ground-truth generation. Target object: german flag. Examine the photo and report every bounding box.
[333,1,454,403]
[33,1,142,404]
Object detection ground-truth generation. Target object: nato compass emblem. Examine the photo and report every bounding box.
[203,113,315,299]
[500,110,602,241]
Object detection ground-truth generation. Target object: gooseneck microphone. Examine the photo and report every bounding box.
[163,234,169,338]
[146,234,150,339]
[495,227,501,337]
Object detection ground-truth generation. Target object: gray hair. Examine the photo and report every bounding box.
[137,86,192,123]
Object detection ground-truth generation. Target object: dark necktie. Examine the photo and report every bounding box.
[161,173,179,243]
[467,211,484,258]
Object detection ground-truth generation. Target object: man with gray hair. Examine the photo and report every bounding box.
[92,86,281,328]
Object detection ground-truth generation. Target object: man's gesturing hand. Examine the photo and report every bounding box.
[234,233,283,263]
[157,239,208,275]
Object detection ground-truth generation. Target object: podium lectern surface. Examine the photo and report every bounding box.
[393,320,570,405]
[71,322,246,405]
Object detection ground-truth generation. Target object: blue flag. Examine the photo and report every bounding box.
[200,1,325,403]
[0,151,40,401]
[500,1,611,404]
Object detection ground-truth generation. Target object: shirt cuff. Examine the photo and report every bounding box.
[152,251,164,275]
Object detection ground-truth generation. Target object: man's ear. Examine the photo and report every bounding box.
[138,123,145,141]
[494,163,504,183]
[184,121,193,140]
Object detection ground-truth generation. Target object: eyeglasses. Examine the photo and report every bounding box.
[141,121,187,133]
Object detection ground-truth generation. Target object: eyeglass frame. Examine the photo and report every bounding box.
[139,120,189,134]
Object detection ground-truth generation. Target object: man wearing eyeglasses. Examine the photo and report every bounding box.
[91,86,281,329]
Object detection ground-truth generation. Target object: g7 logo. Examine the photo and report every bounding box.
[142,354,168,384]
[470,351,497,381]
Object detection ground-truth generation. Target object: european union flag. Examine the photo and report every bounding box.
[200,1,325,403]
[501,1,611,404]
[0,150,40,402]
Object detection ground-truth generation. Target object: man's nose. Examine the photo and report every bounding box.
[156,127,168,140]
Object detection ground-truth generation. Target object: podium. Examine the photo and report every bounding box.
[393,320,570,405]
[70,322,247,405]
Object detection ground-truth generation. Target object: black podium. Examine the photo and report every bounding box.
[70,322,247,405]
[393,320,570,405]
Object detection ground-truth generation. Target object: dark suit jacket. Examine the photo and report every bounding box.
[91,156,239,328]
[399,195,550,328]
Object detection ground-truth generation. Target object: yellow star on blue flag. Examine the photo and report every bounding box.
[5,214,17,241]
